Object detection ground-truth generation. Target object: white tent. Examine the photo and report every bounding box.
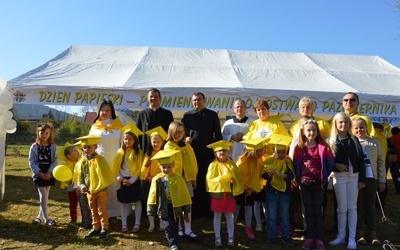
[7,45,400,122]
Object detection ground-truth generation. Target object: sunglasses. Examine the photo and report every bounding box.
[343,98,356,102]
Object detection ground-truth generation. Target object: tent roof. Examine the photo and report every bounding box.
[9,45,400,103]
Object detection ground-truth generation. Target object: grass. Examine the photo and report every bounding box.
[0,145,399,249]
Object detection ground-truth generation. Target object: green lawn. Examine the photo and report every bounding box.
[0,145,399,249]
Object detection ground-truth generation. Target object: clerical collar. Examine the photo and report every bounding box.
[149,106,160,112]
[233,116,248,123]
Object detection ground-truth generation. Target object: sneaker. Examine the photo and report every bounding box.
[227,237,235,247]
[245,226,255,240]
[315,239,326,250]
[256,223,263,232]
[282,236,295,246]
[45,219,56,226]
[302,238,314,250]
[171,245,179,250]
[329,237,346,246]
[266,238,276,245]
[215,238,222,247]
[99,229,109,239]
[347,239,357,250]
[85,229,100,238]
[31,218,42,225]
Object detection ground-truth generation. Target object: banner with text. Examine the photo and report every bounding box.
[8,86,398,118]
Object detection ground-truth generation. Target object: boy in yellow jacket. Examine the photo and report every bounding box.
[147,150,192,250]
[75,135,115,240]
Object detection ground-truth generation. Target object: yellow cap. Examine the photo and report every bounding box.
[75,134,103,146]
[268,134,292,150]
[151,149,180,165]
[145,126,168,141]
[120,123,144,137]
[240,137,268,150]
[206,140,233,152]
[57,142,73,162]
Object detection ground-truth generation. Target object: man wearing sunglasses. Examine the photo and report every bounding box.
[342,92,376,137]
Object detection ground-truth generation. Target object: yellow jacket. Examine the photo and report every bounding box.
[140,151,161,180]
[91,117,124,131]
[206,159,244,196]
[148,172,192,207]
[164,141,198,181]
[263,156,295,192]
[111,148,144,177]
[76,154,115,194]
[236,154,266,192]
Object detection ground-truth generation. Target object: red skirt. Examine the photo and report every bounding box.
[210,195,236,213]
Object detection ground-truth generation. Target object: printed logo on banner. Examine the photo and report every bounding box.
[13,90,26,102]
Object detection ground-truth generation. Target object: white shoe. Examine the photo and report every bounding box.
[347,239,357,249]
[256,223,263,232]
[329,237,346,246]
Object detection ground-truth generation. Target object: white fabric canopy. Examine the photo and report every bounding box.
[7,45,400,119]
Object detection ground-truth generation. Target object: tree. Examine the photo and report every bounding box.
[55,115,90,145]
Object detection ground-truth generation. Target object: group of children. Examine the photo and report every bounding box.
[28,111,385,250]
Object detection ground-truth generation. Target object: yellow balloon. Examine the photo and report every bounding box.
[53,165,73,182]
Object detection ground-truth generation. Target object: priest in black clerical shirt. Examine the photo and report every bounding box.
[182,92,222,218]
[136,88,174,152]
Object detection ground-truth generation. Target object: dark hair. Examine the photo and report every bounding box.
[122,131,140,155]
[373,122,383,130]
[149,88,161,98]
[193,92,205,100]
[253,98,270,111]
[64,146,76,160]
[392,127,400,135]
[93,100,117,123]
[345,92,359,101]
[35,123,54,145]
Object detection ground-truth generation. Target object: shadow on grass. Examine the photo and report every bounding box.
[0,218,120,249]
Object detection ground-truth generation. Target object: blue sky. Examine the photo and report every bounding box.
[0,0,399,81]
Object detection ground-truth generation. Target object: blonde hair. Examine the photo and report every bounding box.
[298,97,315,110]
[166,121,185,143]
[328,112,351,152]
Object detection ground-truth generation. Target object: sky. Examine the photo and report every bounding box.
[0,0,399,82]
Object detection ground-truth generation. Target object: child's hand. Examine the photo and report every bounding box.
[122,179,131,187]
[45,172,52,180]
[244,188,252,196]
[147,176,152,182]
[191,180,197,189]
[269,169,277,176]
[230,178,235,184]
[279,171,287,179]
[183,213,189,223]
[81,186,88,193]
[38,172,46,180]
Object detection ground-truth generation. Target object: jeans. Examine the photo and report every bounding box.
[162,203,179,247]
[300,186,324,240]
[266,192,290,238]
[357,178,378,231]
